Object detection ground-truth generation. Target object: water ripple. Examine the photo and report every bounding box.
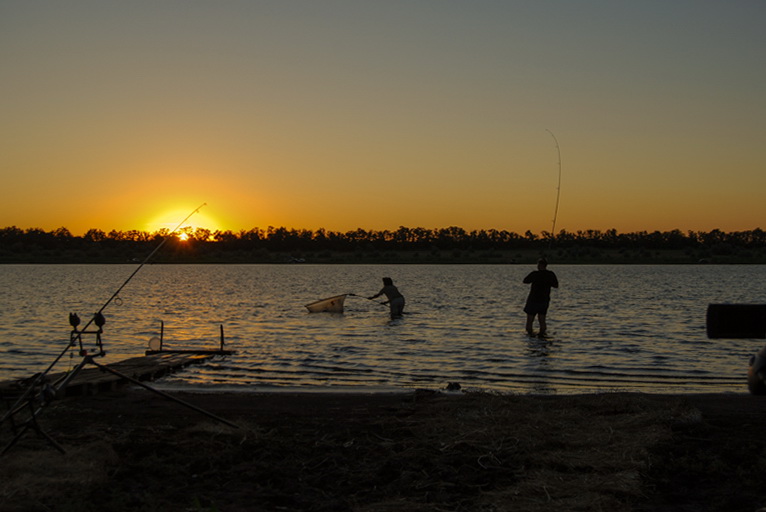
[1,264,764,394]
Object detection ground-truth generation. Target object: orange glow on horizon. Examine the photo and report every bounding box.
[145,207,224,235]
[2,3,764,237]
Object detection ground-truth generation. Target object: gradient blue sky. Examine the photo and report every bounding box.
[1,1,764,235]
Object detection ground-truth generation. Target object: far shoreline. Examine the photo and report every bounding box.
[2,247,765,265]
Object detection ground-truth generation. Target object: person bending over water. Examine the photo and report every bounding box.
[369,277,405,319]
[523,258,559,337]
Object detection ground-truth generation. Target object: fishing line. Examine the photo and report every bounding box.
[79,202,206,339]
[545,129,562,251]
[70,202,207,336]
[92,202,207,321]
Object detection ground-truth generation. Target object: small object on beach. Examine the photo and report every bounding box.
[446,382,461,391]
[148,336,161,352]
[748,345,766,395]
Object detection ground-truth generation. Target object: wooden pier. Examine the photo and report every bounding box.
[1,351,229,399]
[1,349,241,455]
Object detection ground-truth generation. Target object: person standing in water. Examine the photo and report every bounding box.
[369,277,405,319]
[523,258,559,336]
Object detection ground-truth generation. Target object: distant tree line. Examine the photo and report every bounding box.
[1,225,764,263]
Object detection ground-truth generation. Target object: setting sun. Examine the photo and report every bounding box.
[2,2,764,238]
[145,206,224,236]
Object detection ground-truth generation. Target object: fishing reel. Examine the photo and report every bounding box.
[707,304,766,394]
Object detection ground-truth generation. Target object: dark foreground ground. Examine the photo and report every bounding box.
[2,389,766,511]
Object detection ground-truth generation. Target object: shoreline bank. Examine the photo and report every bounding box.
[2,389,766,511]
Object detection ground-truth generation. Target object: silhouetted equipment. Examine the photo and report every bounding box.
[69,312,107,357]
[706,304,766,339]
[706,304,766,395]
[0,204,242,455]
[2,313,239,455]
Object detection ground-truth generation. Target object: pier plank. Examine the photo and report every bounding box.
[1,352,228,398]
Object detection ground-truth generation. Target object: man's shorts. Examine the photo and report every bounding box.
[524,301,550,315]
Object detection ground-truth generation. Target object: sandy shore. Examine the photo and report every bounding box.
[2,388,766,511]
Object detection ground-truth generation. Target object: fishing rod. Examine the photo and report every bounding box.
[66,203,207,355]
[546,129,562,251]
[92,202,207,322]
[1,203,207,423]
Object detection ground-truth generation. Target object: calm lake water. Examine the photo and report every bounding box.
[1,264,764,394]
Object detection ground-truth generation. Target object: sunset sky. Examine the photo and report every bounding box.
[1,1,764,236]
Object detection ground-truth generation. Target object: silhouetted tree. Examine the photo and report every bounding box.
[84,229,106,242]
